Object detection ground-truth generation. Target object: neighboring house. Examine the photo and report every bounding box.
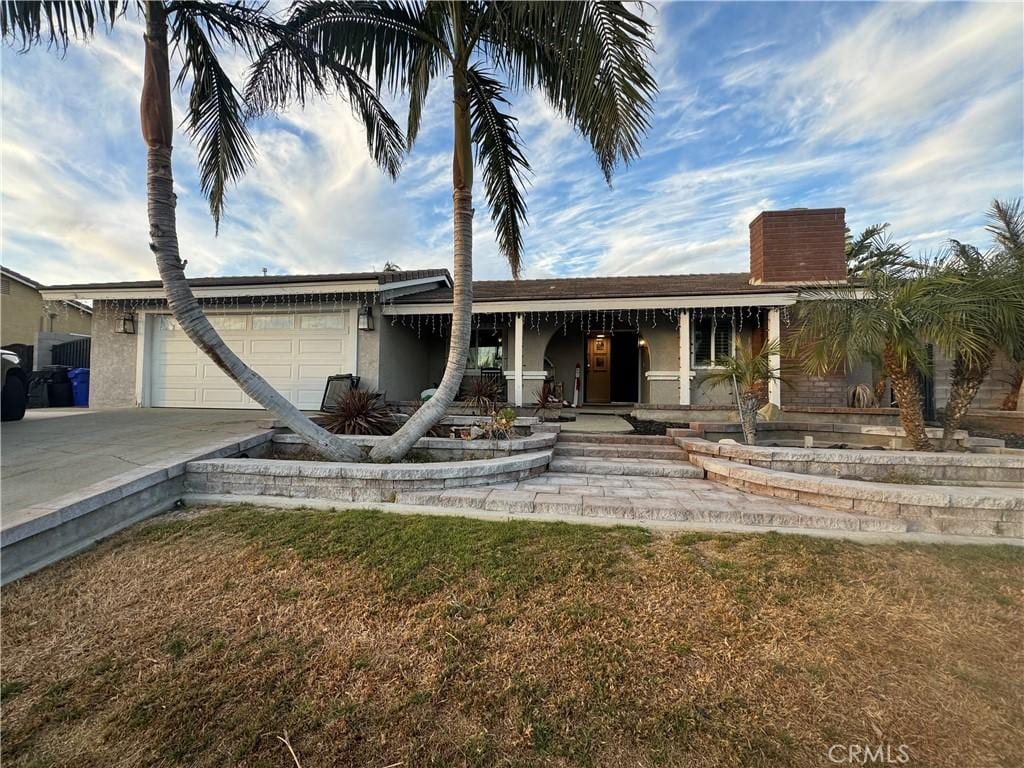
[38,208,1016,412]
[1,266,92,368]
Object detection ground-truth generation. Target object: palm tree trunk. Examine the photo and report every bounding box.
[941,349,992,450]
[369,66,475,462]
[882,346,932,451]
[141,3,361,462]
[740,393,759,445]
[1000,363,1023,411]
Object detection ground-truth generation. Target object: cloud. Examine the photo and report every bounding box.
[0,1,1021,289]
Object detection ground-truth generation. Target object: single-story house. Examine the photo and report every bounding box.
[39,208,1018,413]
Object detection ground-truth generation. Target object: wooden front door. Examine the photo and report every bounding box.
[585,334,611,402]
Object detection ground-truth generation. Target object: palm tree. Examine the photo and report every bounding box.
[701,339,783,445]
[2,1,404,461]
[792,262,994,452]
[936,210,1024,448]
[248,1,657,462]
[845,223,916,279]
[986,199,1024,411]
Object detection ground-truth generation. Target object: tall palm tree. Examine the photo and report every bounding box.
[791,263,991,452]
[701,339,783,445]
[249,1,657,461]
[2,0,404,461]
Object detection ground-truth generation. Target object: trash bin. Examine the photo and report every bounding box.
[68,368,90,407]
[34,366,73,407]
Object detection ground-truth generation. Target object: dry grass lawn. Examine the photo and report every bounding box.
[1,505,1022,767]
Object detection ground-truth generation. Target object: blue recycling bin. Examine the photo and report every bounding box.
[68,368,90,407]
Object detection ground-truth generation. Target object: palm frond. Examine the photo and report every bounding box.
[245,1,411,178]
[987,197,1024,261]
[466,65,530,277]
[489,1,656,182]
[171,9,259,231]
[1,0,123,51]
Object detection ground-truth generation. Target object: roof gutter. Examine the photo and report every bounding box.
[384,292,799,316]
[40,279,382,302]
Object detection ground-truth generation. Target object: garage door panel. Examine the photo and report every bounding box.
[150,312,349,409]
[251,339,295,355]
[298,364,341,379]
[154,388,198,403]
[299,339,343,355]
[201,389,246,404]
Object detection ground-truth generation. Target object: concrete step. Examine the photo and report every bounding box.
[549,456,704,479]
[557,433,675,445]
[553,444,688,460]
[393,488,906,534]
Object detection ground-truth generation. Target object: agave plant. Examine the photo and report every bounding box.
[701,340,784,445]
[321,389,397,436]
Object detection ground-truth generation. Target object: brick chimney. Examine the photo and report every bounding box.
[749,208,846,285]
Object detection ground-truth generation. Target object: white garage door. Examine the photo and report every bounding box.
[148,312,352,410]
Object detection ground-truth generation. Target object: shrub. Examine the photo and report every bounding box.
[461,376,504,415]
[848,383,878,408]
[321,389,396,436]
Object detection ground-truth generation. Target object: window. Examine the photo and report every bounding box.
[209,315,246,330]
[692,316,734,367]
[468,329,503,370]
[252,315,293,330]
[299,313,346,330]
[159,316,179,331]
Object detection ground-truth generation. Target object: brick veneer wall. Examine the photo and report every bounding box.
[779,319,848,408]
[750,208,846,284]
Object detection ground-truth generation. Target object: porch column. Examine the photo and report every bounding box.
[767,307,781,408]
[678,310,691,406]
[514,312,524,406]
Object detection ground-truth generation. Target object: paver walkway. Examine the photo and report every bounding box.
[396,432,906,534]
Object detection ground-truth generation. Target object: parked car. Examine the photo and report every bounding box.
[2,349,28,421]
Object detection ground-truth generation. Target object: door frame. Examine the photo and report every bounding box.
[582,330,641,405]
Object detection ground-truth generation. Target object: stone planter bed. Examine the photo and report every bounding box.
[684,420,1010,452]
[678,437,1024,486]
[679,438,1024,538]
[261,431,557,462]
[185,450,553,504]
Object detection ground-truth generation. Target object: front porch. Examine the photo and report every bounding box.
[380,301,787,409]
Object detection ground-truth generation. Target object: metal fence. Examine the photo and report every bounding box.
[51,338,91,369]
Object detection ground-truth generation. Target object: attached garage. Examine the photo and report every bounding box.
[146,311,356,410]
[37,270,453,410]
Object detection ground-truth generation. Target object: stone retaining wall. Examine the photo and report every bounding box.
[691,454,1023,538]
[679,438,1024,486]
[265,432,557,461]
[686,421,987,451]
[185,450,553,503]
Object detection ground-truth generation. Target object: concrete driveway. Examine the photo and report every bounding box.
[1,408,273,514]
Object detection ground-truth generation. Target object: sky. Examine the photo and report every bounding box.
[1,1,1022,287]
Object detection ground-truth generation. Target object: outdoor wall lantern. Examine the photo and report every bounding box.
[357,305,374,331]
[116,315,137,335]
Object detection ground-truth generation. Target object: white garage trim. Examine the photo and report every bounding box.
[137,307,359,409]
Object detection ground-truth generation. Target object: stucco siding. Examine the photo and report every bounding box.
[1,278,91,348]
[90,302,139,408]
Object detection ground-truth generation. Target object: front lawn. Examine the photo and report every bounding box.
[2,506,1021,767]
